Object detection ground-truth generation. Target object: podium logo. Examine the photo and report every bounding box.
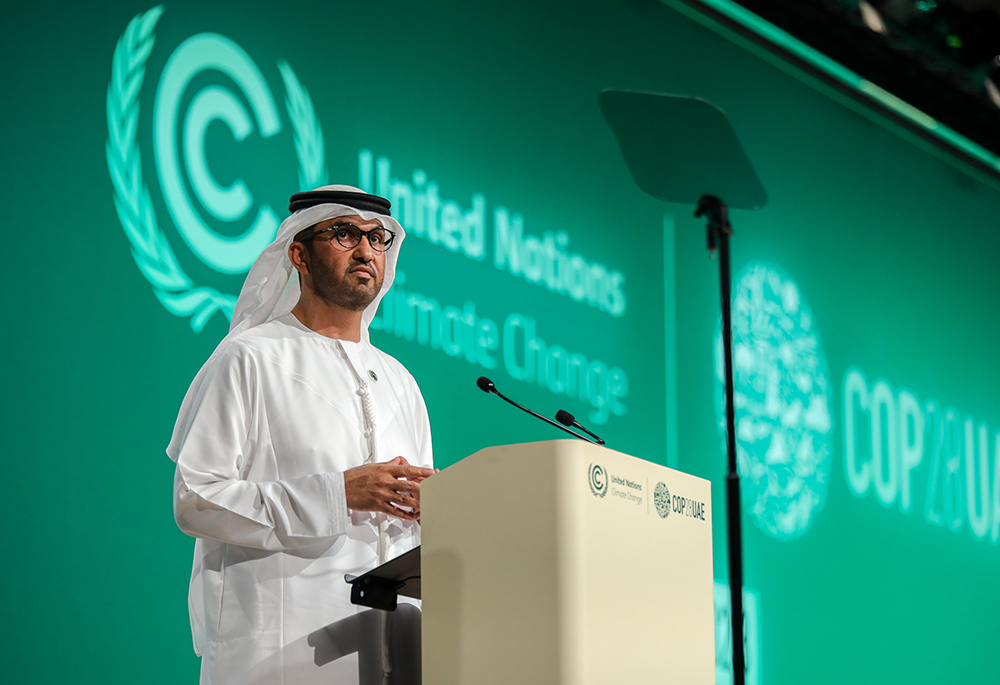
[106,6,327,332]
[588,463,608,498]
[654,482,670,518]
[715,263,833,541]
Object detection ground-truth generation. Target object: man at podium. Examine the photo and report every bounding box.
[167,185,435,685]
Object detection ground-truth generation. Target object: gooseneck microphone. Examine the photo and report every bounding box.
[476,377,598,445]
[555,409,606,446]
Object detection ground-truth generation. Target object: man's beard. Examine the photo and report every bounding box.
[309,253,382,312]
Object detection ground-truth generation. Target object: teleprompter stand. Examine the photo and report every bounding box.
[600,89,768,685]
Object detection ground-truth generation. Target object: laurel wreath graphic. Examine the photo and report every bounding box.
[106,5,328,332]
[278,61,329,193]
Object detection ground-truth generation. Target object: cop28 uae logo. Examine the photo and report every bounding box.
[106,5,328,331]
[588,463,608,498]
[653,482,670,519]
[715,263,833,541]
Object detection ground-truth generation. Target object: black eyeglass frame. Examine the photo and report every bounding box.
[296,222,396,253]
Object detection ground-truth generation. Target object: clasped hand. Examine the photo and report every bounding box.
[344,456,436,522]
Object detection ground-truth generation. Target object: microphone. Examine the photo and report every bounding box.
[555,410,606,446]
[476,377,598,445]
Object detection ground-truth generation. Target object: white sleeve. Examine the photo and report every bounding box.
[410,380,434,470]
[168,343,350,551]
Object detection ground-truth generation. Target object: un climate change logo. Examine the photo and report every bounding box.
[106,6,328,331]
[589,463,608,498]
[715,263,833,541]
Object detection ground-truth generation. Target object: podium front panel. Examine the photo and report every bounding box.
[422,440,715,685]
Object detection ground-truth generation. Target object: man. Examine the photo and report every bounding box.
[167,185,435,685]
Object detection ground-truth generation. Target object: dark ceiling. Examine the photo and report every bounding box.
[707,0,1000,163]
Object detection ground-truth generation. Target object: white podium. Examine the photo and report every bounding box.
[421,440,715,684]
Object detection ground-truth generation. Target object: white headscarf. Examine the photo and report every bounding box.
[228,184,405,343]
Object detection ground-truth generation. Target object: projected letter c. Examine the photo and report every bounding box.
[154,33,281,274]
[844,368,871,497]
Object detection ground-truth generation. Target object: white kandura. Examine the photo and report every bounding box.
[167,186,433,684]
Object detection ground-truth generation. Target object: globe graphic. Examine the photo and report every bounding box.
[654,482,671,518]
[715,263,833,541]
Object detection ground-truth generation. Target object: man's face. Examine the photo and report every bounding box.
[299,215,387,312]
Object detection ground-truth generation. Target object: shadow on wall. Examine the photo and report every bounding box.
[307,605,422,685]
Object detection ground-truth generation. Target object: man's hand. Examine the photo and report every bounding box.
[344,456,435,521]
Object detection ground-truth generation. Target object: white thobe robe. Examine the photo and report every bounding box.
[167,312,433,685]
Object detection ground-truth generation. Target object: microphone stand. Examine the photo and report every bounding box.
[477,378,599,445]
[695,195,746,685]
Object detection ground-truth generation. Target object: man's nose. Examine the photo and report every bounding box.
[352,237,376,260]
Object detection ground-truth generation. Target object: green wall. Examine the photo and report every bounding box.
[1,0,997,682]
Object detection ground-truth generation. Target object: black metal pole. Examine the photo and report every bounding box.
[695,195,746,685]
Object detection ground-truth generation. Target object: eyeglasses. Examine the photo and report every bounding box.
[297,222,396,253]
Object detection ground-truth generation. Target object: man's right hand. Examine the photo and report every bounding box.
[344,458,435,521]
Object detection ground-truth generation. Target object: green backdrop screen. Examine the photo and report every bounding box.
[1,0,997,683]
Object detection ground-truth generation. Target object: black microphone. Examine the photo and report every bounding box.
[555,409,606,445]
[476,377,598,445]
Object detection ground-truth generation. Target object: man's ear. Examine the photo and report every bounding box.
[288,241,310,276]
